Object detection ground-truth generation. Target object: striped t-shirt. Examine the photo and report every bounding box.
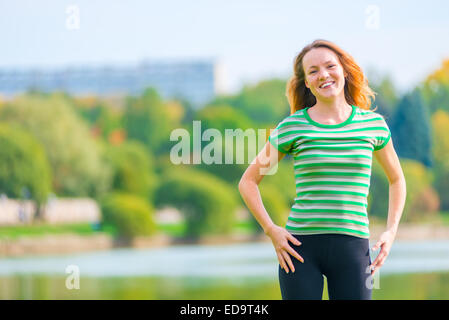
[268,104,391,239]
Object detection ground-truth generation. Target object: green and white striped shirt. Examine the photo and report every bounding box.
[268,104,391,239]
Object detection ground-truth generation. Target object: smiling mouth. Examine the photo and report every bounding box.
[319,81,335,89]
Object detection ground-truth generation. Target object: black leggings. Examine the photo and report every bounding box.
[278,233,372,300]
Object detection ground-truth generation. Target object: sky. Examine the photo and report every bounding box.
[1,0,449,95]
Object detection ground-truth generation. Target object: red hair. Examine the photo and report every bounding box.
[286,39,377,114]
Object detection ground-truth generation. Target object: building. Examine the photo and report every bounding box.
[0,59,226,108]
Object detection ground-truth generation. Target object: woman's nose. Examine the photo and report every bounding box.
[318,70,330,80]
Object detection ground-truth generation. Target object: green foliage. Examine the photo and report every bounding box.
[195,104,255,132]
[210,79,290,125]
[419,59,449,115]
[77,101,123,139]
[370,157,441,222]
[0,123,52,205]
[367,71,399,117]
[123,87,175,153]
[155,167,238,237]
[400,159,439,221]
[190,104,255,183]
[105,141,158,201]
[0,93,112,198]
[390,89,432,167]
[100,193,156,238]
[431,110,449,210]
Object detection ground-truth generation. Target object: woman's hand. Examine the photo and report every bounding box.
[370,229,396,276]
[266,224,304,273]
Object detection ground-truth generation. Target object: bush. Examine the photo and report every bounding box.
[155,167,238,237]
[100,193,156,238]
[0,123,52,207]
[105,141,158,201]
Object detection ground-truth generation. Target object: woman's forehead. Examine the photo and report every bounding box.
[303,48,338,68]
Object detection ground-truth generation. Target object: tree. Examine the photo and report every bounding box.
[123,87,175,154]
[390,89,433,167]
[399,159,439,221]
[105,141,158,202]
[155,167,238,237]
[419,59,449,115]
[367,71,400,118]
[0,93,112,198]
[431,110,449,210]
[209,79,290,126]
[0,123,52,217]
[192,104,256,183]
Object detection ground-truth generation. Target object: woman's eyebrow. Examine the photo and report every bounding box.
[308,60,334,69]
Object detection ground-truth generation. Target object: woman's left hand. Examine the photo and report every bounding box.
[370,229,396,276]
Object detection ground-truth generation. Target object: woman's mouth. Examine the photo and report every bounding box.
[319,81,335,89]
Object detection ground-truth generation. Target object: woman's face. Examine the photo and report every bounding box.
[302,47,347,101]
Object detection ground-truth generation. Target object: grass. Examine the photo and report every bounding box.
[0,222,101,239]
[2,211,449,240]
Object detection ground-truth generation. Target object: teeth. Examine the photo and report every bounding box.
[321,81,334,88]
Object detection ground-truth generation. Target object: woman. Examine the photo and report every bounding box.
[238,39,406,300]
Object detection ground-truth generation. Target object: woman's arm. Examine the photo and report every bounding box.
[369,139,407,275]
[238,141,303,273]
[238,141,285,233]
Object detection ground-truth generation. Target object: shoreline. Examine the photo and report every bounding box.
[1,223,449,257]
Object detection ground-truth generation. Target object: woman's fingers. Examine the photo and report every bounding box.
[371,240,383,251]
[278,246,304,274]
[285,233,304,262]
[287,233,302,247]
[276,252,288,273]
[370,246,389,275]
[285,245,304,263]
[281,250,295,273]
[274,231,305,273]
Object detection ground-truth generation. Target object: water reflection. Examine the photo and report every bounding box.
[0,239,449,277]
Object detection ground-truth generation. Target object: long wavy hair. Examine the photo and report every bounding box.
[286,39,377,114]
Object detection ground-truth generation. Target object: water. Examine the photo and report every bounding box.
[1,239,449,278]
[0,239,448,299]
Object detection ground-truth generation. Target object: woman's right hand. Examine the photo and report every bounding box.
[265,224,304,273]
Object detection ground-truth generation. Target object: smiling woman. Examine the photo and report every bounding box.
[238,39,407,300]
[286,40,377,115]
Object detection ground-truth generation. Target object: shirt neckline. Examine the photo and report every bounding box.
[303,104,356,128]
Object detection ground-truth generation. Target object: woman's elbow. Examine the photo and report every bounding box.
[238,172,257,193]
[238,176,250,193]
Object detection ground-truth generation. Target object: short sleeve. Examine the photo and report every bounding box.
[268,117,297,154]
[373,115,391,151]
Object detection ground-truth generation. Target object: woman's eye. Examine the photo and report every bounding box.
[310,71,316,74]
[328,65,336,68]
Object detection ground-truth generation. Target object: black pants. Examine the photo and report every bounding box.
[278,233,372,300]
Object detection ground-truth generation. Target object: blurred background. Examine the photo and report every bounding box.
[0,0,449,299]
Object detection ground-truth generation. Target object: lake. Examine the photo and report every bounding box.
[1,239,449,299]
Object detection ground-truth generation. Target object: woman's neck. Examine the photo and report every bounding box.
[308,98,353,123]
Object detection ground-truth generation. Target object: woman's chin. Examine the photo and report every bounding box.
[317,91,341,100]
